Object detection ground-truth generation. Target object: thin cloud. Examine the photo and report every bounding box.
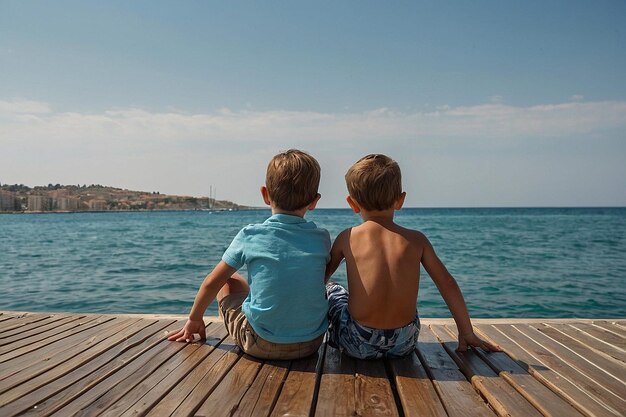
[0,99,51,115]
[2,99,626,148]
[487,95,504,103]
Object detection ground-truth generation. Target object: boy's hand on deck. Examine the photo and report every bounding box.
[457,332,502,352]
[167,319,206,342]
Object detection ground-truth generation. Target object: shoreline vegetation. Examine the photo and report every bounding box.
[0,183,252,213]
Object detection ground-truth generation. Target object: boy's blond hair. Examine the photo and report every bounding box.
[266,149,321,211]
[345,154,402,211]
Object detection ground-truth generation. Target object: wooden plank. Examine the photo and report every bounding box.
[0,313,29,331]
[0,319,135,382]
[475,323,622,417]
[315,345,357,417]
[417,327,495,417]
[0,315,110,366]
[194,354,264,417]
[232,360,290,417]
[0,315,96,355]
[590,323,626,344]
[270,344,325,417]
[593,321,626,336]
[0,314,77,343]
[387,352,447,417]
[430,325,544,417]
[425,325,533,417]
[0,319,175,416]
[483,324,624,417]
[68,337,202,416]
[0,315,83,348]
[0,316,118,383]
[515,324,626,398]
[0,318,138,395]
[0,319,139,376]
[425,319,605,325]
[13,320,183,417]
[144,336,241,417]
[101,323,229,417]
[447,324,587,417]
[46,327,191,416]
[0,313,53,333]
[2,315,625,417]
[571,323,626,352]
[0,318,155,407]
[315,345,400,417]
[354,358,400,417]
[538,323,626,368]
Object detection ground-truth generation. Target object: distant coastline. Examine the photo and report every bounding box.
[0,183,250,213]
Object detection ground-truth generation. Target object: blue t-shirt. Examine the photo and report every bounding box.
[222,213,331,343]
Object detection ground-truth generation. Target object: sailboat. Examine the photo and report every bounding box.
[205,185,223,213]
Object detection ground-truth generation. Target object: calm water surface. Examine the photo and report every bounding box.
[1,208,625,318]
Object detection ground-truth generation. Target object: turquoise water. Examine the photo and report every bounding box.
[1,208,625,318]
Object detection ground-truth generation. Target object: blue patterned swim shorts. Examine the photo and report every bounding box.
[326,283,420,360]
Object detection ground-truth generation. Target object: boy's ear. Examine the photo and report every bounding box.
[307,193,321,210]
[346,196,361,213]
[394,192,406,210]
[260,186,271,206]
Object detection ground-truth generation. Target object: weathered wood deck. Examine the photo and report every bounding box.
[0,311,624,417]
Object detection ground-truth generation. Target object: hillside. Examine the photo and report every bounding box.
[0,183,249,212]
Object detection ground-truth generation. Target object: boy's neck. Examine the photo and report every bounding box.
[359,208,396,224]
[271,207,308,218]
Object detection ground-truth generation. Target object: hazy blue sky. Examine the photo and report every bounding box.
[1,1,625,207]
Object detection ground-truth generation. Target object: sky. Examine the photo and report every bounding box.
[1,1,625,208]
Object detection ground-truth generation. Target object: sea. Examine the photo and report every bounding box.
[1,208,625,318]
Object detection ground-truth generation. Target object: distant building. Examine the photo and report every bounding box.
[117,200,131,210]
[0,190,18,211]
[50,189,68,199]
[28,195,52,211]
[88,199,107,211]
[56,197,81,211]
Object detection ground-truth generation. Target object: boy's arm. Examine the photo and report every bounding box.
[421,236,501,352]
[168,260,237,342]
[324,230,347,283]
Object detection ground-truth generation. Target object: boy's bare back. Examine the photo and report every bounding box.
[326,154,501,354]
[332,218,433,329]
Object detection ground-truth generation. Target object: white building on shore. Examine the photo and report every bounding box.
[28,195,53,211]
[0,190,18,211]
[56,197,81,211]
[88,199,107,211]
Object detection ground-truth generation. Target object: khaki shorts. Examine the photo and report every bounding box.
[218,292,323,360]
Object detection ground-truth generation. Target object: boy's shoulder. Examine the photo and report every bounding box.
[397,223,428,240]
[334,226,354,241]
[346,222,430,244]
[240,217,330,240]
[395,224,430,246]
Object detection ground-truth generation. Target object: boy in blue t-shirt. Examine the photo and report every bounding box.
[169,149,330,360]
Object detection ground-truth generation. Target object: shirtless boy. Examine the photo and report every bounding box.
[325,154,501,359]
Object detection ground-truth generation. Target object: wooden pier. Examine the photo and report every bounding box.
[0,311,624,416]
